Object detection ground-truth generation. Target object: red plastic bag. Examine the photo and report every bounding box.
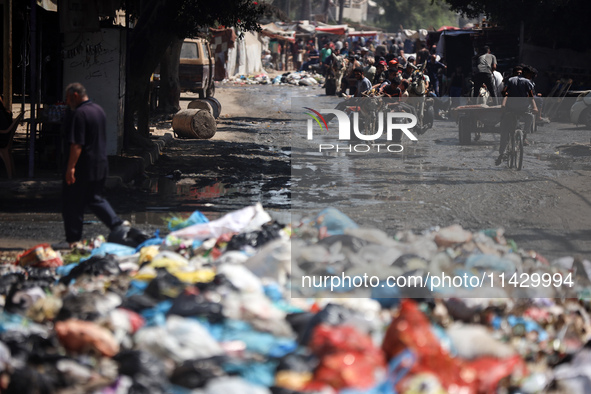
[312,351,382,390]
[468,355,527,394]
[310,324,377,356]
[382,299,477,393]
[17,243,63,268]
[309,324,385,390]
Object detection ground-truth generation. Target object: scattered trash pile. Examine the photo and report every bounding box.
[271,71,325,87]
[224,71,324,87]
[225,74,272,85]
[0,204,590,393]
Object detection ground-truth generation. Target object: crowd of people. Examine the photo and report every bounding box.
[265,35,545,159]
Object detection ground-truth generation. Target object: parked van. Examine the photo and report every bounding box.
[179,38,215,98]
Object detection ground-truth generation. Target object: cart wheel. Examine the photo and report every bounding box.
[516,129,524,170]
[509,131,516,168]
[458,116,472,145]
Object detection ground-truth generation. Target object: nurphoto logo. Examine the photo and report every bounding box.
[303,107,418,153]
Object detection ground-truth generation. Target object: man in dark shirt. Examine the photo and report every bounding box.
[55,82,125,248]
[353,67,372,97]
[496,67,537,165]
[416,44,430,67]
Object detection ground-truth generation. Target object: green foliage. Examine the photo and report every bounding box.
[375,0,458,31]
[442,0,589,49]
[173,0,265,38]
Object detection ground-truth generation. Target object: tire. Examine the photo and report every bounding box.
[206,81,215,97]
[204,97,222,118]
[509,131,516,169]
[424,105,434,128]
[581,108,591,129]
[516,129,524,170]
[458,116,472,145]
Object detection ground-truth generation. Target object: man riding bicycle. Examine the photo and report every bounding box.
[496,66,538,166]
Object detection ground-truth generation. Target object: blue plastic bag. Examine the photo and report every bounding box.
[168,210,209,231]
[315,208,359,236]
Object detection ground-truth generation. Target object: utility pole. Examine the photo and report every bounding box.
[338,0,345,24]
[300,0,311,21]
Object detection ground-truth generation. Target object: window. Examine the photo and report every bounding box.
[180,42,199,59]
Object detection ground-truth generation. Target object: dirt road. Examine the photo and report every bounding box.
[1,83,590,262]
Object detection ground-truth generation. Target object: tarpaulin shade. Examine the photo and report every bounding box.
[348,31,378,37]
[315,26,347,35]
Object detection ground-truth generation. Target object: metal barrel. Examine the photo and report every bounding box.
[171,109,216,139]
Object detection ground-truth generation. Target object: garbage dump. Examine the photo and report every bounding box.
[224,71,325,87]
[0,203,590,393]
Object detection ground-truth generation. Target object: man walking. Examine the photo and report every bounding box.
[53,83,126,249]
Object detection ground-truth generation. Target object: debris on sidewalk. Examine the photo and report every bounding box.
[0,204,589,393]
[224,71,325,87]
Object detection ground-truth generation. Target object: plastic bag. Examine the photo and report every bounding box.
[59,254,122,285]
[167,293,224,323]
[170,203,271,241]
[169,356,227,388]
[468,355,527,393]
[309,324,377,357]
[226,222,284,251]
[168,210,209,231]
[133,316,223,363]
[312,351,383,390]
[314,208,358,238]
[55,319,120,357]
[56,291,121,321]
[203,376,271,394]
[17,243,63,268]
[144,269,186,301]
[381,300,475,393]
[114,350,168,393]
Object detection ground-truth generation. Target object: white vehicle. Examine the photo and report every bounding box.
[570,90,591,128]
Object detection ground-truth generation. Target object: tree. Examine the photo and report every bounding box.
[122,0,265,148]
[158,37,183,115]
[441,0,589,50]
[375,0,458,31]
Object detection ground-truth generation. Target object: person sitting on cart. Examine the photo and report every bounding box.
[496,66,538,165]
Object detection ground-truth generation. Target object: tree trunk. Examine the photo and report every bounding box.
[158,36,182,114]
[125,0,181,147]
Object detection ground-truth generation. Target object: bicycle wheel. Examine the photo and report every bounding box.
[515,129,524,170]
[508,131,516,168]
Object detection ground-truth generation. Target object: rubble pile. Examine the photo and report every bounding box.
[224,71,324,87]
[0,203,590,393]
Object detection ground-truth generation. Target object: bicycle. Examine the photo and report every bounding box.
[499,110,526,170]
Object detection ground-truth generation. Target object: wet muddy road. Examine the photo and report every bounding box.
[1,84,591,261]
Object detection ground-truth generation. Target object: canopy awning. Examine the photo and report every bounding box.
[37,0,57,12]
[315,25,348,35]
[261,23,296,42]
[348,30,378,37]
[438,26,460,31]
